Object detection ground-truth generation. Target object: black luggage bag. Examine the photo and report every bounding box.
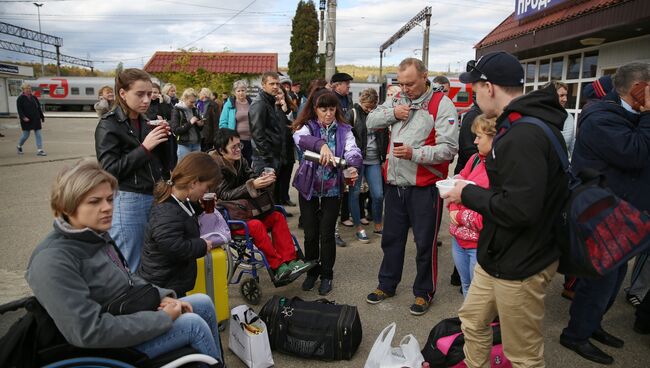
[258,296,362,361]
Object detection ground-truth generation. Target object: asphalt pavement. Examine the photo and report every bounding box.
[0,116,647,367]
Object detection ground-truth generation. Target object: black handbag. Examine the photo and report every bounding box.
[258,296,362,361]
[102,284,160,316]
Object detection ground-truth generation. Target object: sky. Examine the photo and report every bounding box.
[0,0,515,75]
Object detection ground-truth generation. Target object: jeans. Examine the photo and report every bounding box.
[110,191,153,272]
[135,294,223,362]
[18,129,43,150]
[451,237,477,297]
[299,196,341,280]
[177,143,202,163]
[349,164,384,225]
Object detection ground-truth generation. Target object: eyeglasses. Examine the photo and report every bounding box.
[466,60,488,81]
[229,143,244,151]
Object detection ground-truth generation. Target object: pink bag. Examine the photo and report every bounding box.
[436,330,511,368]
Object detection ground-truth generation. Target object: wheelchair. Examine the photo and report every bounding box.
[0,297,222,368]
[220,205,306,305]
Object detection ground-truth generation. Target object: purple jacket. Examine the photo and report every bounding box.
[292,120,362,200]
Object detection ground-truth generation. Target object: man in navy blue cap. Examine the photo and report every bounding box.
[330,72,354,114]
[444,51,569,367]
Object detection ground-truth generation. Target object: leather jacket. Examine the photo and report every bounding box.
[248,90,287,164]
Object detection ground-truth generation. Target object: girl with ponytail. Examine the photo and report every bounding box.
[137,152,224,297]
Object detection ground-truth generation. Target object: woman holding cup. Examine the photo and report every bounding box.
[137,152,223,297]
[171,88,204,162]
[292,88,362,296]
[95,68,174,272]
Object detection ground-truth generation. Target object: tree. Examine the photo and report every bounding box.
[115,62,124,75]
[288,0,321,88]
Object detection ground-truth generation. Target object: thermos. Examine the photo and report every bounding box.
[303,150,347,168]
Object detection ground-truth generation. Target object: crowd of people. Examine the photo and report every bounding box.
[20,54,650,367]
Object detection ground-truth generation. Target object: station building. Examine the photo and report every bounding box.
[475,0,650,119]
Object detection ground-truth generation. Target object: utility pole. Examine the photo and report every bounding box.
[33,2,44,76]
[325,0,336,82]
[422,7,431,71]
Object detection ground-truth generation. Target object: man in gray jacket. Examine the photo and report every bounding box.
[365,57,459,315]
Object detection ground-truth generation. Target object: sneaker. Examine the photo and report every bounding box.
[36,150,47,156]
[360,218,370,225]
[302,275,317,291]
[627,294,642,307]
[410,296,431,316]
[340,219,354,227]
[288,259,315,275]
[335,233,347,247]
[373,229,383,236]
[319,278,333,296]
[366,289,394,304]
[273,263,292,282]
[17,146,23,155]
[356,230,370,243]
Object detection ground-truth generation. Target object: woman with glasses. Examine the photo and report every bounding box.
[210,128,314,282]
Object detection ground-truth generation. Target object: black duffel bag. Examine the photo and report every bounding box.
[258,296,362,361]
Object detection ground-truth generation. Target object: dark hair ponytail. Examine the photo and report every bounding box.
[154,152,221,204]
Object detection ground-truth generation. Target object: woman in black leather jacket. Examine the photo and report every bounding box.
[95,68,174,272]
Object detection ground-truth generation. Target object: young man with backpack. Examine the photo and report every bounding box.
[560,62,650,365]
[445,51,569,367]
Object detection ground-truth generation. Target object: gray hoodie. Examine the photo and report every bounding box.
[25,218,175,348]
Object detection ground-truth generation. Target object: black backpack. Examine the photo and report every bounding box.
[513,116,650,277]
[258,296,362,361]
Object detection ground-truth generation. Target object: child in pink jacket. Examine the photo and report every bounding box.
[448,115,496,297]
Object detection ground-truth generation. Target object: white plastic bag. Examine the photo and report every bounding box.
[228,305,274,368]
[365,322,425,368]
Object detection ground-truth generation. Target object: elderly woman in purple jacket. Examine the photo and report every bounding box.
[292,88,362,296]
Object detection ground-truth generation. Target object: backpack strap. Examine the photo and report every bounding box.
[427,91,445,120]
[514,116,580,188]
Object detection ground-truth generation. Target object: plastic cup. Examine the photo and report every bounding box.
[263,167,275,176]
[201,193,217,213]
[343,168,355,186]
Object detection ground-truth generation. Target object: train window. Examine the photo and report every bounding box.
[41,88,50,95]
[455,91,469,103]
[8,80,22,96]
[86,87,94,95]
[55,87,65,95]
[71,87,80,95]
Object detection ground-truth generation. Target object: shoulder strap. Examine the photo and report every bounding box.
[352,107,357,125]
[427,91,445,120]
[470,153,481,171]
[515,116,579,188]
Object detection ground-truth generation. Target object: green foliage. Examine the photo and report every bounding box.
[288,0,322,87]
[115,62,124,75]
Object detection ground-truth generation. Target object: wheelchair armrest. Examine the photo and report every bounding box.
[227,219,250,238]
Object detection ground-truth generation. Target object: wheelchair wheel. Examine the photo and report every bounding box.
[240,278,262,305]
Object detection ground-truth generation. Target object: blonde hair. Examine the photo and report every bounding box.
[21,82,31,90]
[199,88,212,99]
[161,83,176,96]
[50,160,117,218]
[98,85,113,99]
[359,88,378,104]
[471,114,497,136]
[154,152,221,204]
[180,88,198,103]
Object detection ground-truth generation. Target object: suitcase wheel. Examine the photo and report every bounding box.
[240,278,262,305]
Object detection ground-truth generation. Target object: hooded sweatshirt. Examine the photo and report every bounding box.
[461,85,569,280]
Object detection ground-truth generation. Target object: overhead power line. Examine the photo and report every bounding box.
[180,0,257,49]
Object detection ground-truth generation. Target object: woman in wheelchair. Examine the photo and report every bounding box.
[137,152,223,297]
[210,128,314,282]
[25,160,224,364]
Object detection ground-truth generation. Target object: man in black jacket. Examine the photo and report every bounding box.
[248,71,287,175]
[445,51,568,367]
[560,62,650,365]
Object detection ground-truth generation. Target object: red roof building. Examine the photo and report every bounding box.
[474,0,650,115]
[144,52,278,74]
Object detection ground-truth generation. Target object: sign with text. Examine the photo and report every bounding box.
[515,0,570,21]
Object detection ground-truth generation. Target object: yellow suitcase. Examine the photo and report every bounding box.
[187,247,229,324]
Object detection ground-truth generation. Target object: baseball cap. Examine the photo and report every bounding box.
[459,51,524,86]
[331,72,353,83]
[279,75,292,85]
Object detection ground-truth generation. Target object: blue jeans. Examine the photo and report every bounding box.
[451,237,477,297]
[177,143,201,163]
[110,191,153,272]
[349,164,384,225]
[18,129,43,150]
[135,294,223,362]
